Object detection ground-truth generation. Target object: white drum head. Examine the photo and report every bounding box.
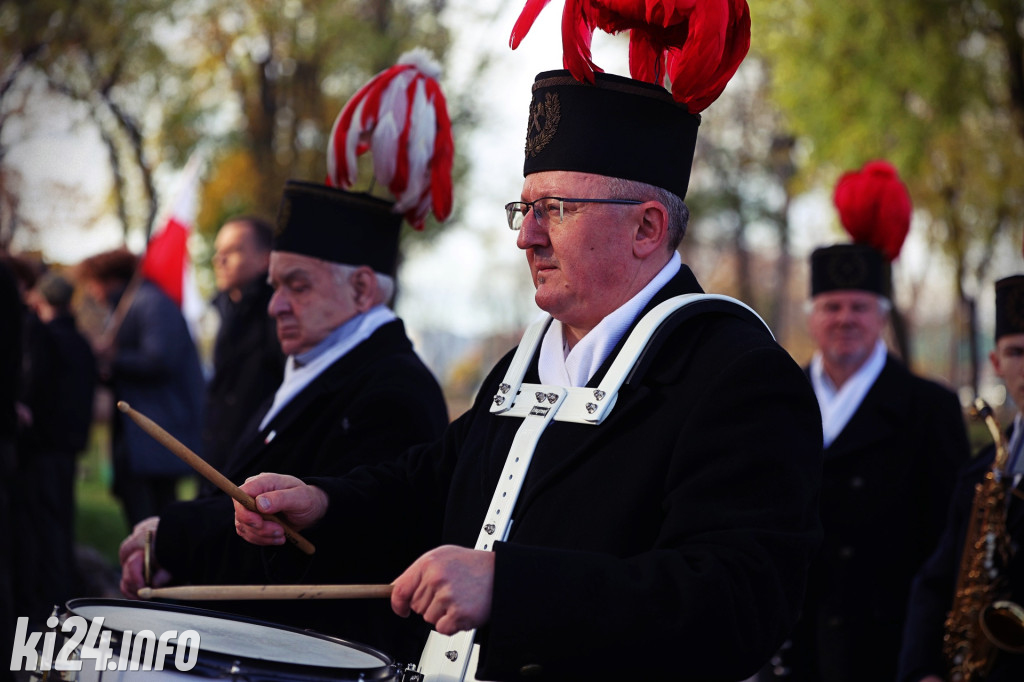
[65,599,395,680]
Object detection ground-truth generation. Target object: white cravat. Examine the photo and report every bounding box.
[258,305,396,431]
[810,338,888,449]
[538,253,681,387]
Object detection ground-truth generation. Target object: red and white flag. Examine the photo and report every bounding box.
[139,153,205,338]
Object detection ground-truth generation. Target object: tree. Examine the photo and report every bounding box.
[685,58,803,345]
[0,0,463,259]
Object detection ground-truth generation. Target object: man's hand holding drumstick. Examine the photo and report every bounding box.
[119,516,173,599]
[237,473,496,636]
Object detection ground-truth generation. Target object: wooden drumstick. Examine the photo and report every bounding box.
[138,584,393,600]
[117,401,315,555]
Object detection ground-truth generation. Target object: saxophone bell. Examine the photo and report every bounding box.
[980,600,1024,654]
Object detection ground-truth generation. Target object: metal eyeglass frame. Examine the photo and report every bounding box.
[504,197,643,230]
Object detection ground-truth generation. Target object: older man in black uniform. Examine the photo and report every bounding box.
[765,244,971,682]
[233,63,824,680]
[117,184,449,659]
[898,274,1024,682]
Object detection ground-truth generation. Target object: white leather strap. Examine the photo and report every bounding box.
[419,387,567,681]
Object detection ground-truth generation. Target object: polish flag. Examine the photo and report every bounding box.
[139,153,205,338]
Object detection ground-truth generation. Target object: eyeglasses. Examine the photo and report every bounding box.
[504,197,642,231]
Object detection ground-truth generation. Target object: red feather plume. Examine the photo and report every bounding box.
[326,48,454,230]
[833,160,912,262]
[510,0,750,113]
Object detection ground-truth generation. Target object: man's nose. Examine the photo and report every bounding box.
[515,211,548,250]
[268,290,288,316]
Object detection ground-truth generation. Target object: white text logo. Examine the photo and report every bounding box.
[10,616,200,673]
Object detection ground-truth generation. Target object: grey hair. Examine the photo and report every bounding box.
[604,177,690,251]
[329,262,394,307]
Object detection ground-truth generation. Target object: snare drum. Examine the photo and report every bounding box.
[38,598,401,681]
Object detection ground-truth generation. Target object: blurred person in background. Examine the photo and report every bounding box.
[4,254,59,628]
[24,271,97,610]
[764,240,970,682]
[201,215,283,490]
[76,248,204,527]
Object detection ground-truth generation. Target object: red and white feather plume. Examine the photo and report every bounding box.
[509,0,751,113]
[833,160,912,262]
[327,48,454,230]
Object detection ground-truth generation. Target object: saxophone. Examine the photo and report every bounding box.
[943,398,1024,682]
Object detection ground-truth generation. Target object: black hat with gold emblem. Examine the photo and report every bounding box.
[810,244,887,297]
[509,2,751,201]
[995,275,1024,341]
[523,71,700,199]
[273,49,453,276]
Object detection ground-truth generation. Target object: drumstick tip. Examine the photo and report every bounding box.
[117,400,130,412]
[137,587,153,599]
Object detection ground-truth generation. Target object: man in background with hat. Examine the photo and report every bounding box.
[898,275,1024,682]
[763,243,970,682]
[117,181,449,658]
[232,8,825,675]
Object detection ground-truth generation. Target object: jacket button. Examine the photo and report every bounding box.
[849,476,865,489]
[520,664,544,677]
[826,615,843,628]
[839,546,854,559]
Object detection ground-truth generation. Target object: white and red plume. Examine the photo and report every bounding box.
[327,48,454,230]
[509,0,751,114]
[833,160,912,262]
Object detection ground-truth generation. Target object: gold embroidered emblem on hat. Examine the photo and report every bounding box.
[525,92,560,158]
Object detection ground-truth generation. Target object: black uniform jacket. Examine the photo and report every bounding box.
[779,358,969,682]
[201,276,283,484]
[155,319,448,655]
[278,267,823,681]
[898,426,1024,682]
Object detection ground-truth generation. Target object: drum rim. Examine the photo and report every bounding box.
[63,597,397,680]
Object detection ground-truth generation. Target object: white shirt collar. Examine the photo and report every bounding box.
[810,338,888,448]
[538,253,682,387]
[258,305,396,431]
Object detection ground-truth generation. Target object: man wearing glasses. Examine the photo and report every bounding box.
[233,71,823,680]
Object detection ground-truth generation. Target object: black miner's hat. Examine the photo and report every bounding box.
[810,244,888,298]
[523,70,700,200]
[273,182,402,276]
[995,275,1024,341]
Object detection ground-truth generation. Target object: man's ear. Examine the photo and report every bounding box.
[633,201,669,259]
[350,266,379,313]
